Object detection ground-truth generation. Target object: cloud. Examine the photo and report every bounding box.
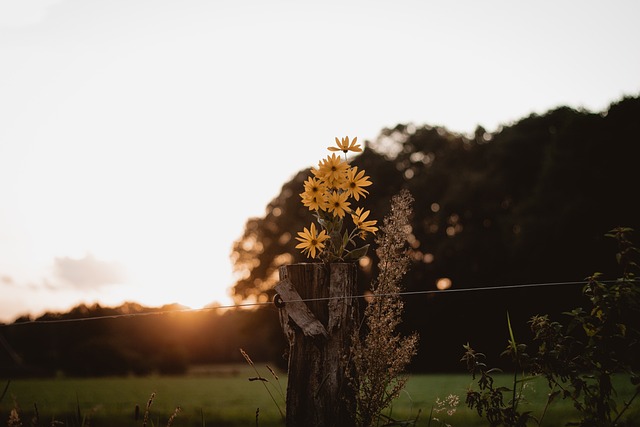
[54,253,126,289]
[0,0,64,28]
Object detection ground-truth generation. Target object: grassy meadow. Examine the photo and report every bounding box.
[1,365,639,426]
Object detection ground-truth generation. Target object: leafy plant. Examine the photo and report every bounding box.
[462,227,640,427]
[527,227,640,426]
[461,342,535,427]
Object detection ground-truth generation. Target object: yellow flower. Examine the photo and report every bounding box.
[351,207,378,236]
[300,177,328,211]
[313,153,348,188]
[327,191,351,218]
[343,166,372,201]
[295,222,329,258]
[300,192,327,211]
[328,136,362,154]
[296,137,376,261]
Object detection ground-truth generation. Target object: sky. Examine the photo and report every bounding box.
[1,0,639,323]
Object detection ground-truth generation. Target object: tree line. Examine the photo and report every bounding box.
[1,303,286,377]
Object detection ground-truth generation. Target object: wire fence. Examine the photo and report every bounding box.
[1,278,630,328]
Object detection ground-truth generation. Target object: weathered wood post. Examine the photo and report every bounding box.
[275,262,358,427]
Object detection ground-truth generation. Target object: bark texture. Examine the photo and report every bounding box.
[276,263,358,427]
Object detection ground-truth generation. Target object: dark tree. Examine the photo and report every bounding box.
[230,95,640,371]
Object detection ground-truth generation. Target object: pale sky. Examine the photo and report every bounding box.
[1,0,639,323]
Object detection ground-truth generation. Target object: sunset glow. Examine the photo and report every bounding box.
[1,0,639,323]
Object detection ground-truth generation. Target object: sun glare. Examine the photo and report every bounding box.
[118,245,235,310]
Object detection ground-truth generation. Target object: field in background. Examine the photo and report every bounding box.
[2,366,639,426]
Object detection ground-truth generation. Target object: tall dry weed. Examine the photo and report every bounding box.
[166,406,181,427]
[7,407,22,427]
[142,392,155,427]
[240,348,286,421]
[348,189,419,427]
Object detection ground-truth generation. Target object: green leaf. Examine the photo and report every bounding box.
[324,252,340,263]
[343,244,369,261]
[507,311,517,357]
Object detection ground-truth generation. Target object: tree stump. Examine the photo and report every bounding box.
[276,263,358,427]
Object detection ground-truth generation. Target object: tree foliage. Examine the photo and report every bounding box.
[1,303,285,377]
[231,96,640,303]
[230,95,640,371]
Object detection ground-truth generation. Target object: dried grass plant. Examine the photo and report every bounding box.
[240,348,286,421]
[348,189,419,427]
[142,392,155,427]
[7,406,21,427]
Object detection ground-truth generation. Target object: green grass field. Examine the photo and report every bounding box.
[1,365,638,426]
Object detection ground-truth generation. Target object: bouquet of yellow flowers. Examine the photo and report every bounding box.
[296,136,378,262]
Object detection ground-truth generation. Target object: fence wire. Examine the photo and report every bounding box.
[2,279,632,328]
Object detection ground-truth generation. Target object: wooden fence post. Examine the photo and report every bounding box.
[275,262,358,427]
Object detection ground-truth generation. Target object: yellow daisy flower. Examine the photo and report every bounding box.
[343,166,372,201]
[351,207,378,236]
[300,193,324,211]
[313,153,348,188]
[328,136,362,154]
[295,222,329,258]
[327,191,351,218]
[300,177,328,211]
